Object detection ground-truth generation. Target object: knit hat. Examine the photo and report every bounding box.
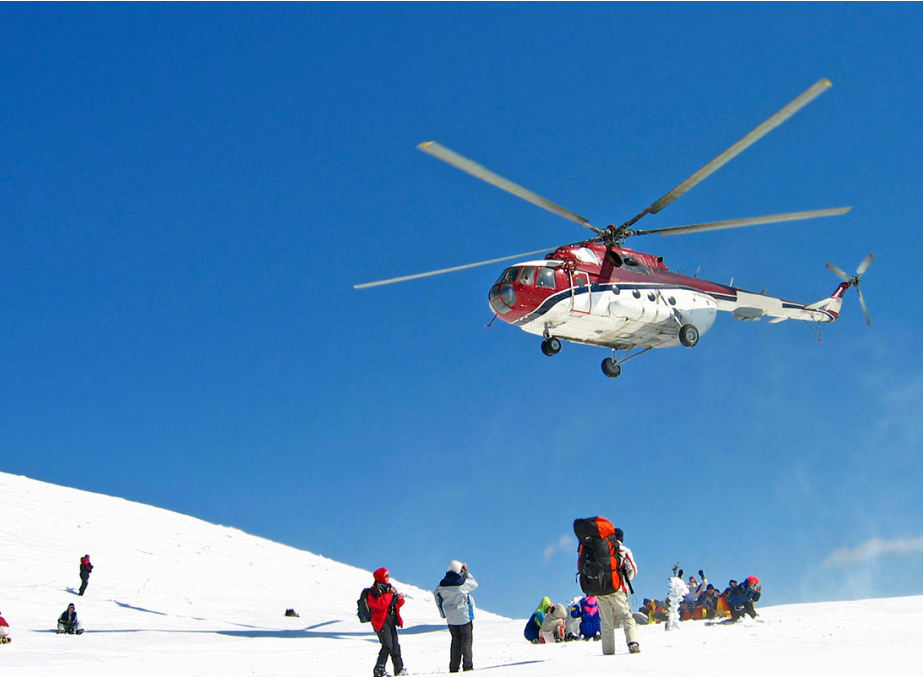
[373,567,390,584]
[448,560,464,574]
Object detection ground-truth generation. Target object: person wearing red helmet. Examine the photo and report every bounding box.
[726,576,762,621]
[367,567,407,677]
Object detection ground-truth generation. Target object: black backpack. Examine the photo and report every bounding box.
[574,517,623,596]
[357,588,373,623]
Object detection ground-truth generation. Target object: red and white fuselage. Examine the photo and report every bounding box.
[488,242,846,350]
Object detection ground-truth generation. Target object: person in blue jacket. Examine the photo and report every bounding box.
[727,576,762,620]
[435,561,478,673]
[523,597,551,642]
[571,595,601,640]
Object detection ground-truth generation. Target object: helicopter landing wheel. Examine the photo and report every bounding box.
[679,323,700,348]
[541,337,562,357]
[601,357,621,379]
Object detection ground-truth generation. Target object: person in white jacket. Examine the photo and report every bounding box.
[434,561,478,673]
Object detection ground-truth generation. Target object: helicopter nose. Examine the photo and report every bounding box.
[488,283,516,315]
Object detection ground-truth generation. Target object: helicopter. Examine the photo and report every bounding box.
[355,78,873,379]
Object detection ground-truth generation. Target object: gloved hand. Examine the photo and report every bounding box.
[699,570,705,579]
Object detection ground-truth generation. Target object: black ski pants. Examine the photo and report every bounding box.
[78,574,90,596]
[448,622,473,672]
[375,617,403,675]
[730,601,757,621]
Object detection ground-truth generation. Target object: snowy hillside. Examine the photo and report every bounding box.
[1,471,920,677]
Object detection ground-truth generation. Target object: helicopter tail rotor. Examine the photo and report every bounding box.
[826,253,873,325]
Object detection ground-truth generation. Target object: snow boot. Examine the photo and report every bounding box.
[628,642,641,654]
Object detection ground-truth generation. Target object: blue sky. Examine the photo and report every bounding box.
[2,4,922,618]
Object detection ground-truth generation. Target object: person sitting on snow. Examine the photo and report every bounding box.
[564,597,582,641]
[0,610,11,643]
[57,603,84,634]
[523,597,551,643]
[572,595,601,639]
[539,603,567,643]
[726,576,762,621]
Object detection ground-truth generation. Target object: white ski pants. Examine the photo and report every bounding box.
[598,591,637,654]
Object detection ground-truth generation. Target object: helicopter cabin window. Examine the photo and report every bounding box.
[497,267,520,285]
[517,267,537,286]
[536,267,557,289]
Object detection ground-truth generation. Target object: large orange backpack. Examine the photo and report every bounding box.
[573,517,623,595]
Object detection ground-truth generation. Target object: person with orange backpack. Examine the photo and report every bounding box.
[573,517,640,655]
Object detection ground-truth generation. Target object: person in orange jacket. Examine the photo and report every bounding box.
[367,567,407,677]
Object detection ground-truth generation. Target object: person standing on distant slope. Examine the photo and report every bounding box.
[0,610,11,644]
[78,554,93,596]
[368,567,407,677]
[434,560,478,673]
[57,603,84,634]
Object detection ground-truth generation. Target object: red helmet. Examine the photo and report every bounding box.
[747,576,761,589]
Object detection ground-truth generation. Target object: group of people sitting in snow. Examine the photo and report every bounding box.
[522,595,602,643]
[638,569,762,624]
[523,568,763,644]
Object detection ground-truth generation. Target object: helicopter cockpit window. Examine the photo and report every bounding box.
[517,267,536,286]
[536,267,557,289]
[497,267,520,285]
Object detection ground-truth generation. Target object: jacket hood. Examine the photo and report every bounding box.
[373,567,389,584]
[439,570,466,587]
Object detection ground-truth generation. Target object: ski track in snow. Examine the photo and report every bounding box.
[1,471,921,677]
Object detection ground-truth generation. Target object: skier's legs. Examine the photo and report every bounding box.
[458,622,473,671]
[597,593,617,655]
[448,623,462,672]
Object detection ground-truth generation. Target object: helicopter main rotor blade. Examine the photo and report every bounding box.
[354,247,558,289]
[621,78,833,229]
[418,141,602,234]
[856,286,872,325]
[826,261,852,282]
[634,206,851,237]
[856,252,874,276]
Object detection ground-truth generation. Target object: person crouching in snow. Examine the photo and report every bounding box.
[434,560,478,673]
[540,603,567,643]
[57,603,84,634]
[0,610,10,643]
[727,576,762,621]
[368,567,407,677]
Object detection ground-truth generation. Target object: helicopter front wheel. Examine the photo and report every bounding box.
[601,357,621,379]
[541,337,562,357]
[679,324,700,348]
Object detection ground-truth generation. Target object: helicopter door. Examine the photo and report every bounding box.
[570,271,591,314]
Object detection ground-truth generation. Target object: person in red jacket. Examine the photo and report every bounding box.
[78,554,93,596]
[367,567,407,677]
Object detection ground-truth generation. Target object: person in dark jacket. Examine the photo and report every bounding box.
[727,576,762,620]
[78,554,93,596]
[367,567,407,677]
[434,560,478,673]
[57,603,84,634]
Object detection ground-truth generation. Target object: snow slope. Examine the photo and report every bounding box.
[1,471,920,676]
